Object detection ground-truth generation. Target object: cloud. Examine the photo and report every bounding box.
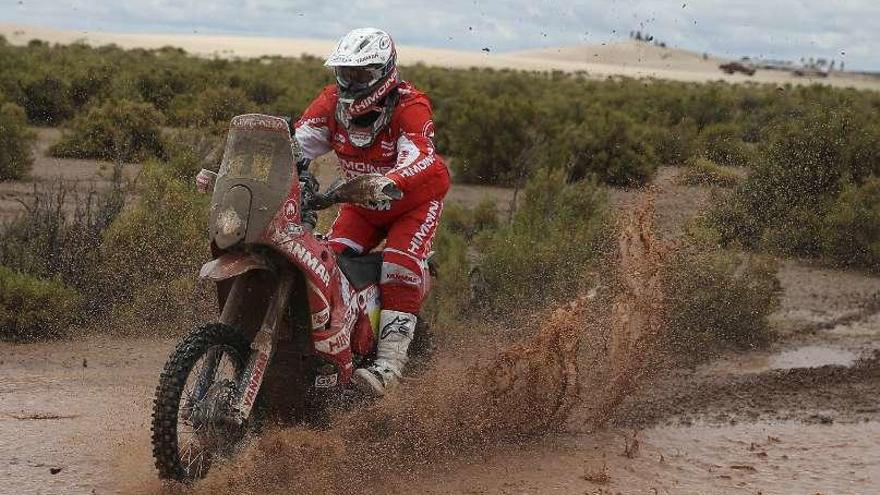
[4,0,878,70]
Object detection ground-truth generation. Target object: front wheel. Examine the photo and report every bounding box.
[150,323,259,481]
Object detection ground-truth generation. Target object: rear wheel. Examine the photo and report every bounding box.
[151,323,259,481]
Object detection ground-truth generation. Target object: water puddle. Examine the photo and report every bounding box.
[704,345,860,376]
[770,345,858,369]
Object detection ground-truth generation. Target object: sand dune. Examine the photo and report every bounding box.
[511,41,728,73]
[2,23,879,90]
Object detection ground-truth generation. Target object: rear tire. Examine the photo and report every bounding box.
[150,323,256,482]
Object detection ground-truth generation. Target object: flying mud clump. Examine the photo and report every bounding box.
[177,197,669,495]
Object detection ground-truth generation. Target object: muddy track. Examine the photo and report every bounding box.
[615,352,880,428]
[2,166,879,494]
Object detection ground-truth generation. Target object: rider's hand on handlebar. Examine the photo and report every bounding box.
[366,176,403,203]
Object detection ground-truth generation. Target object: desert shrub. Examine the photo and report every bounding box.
[708,105,880,268]
[0,266,82,340]
[51,99,167,162]
[556,108,657,186]
[476,168,611,313]
[162,127,226,181]
[664,247,780,362]
[135,66,195,111]
[177,86,255,125]
[0,102,36,180]
[444,92,538,184]
[821,177,880,269]
[650,118,698,166]
[20,75,73,124]
[679,156,741,187]
[0,179,125,314]
[442,199,499,239]
[100,161,209,309]
[421,225,472,328]
[698,122,754,167]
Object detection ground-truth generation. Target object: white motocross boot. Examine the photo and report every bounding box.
[353,309,416,396]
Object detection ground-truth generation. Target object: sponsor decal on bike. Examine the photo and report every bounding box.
[286,242,331,286]
[242,351,269,410]
[282,198,298,220]
[231,114,288,132]
[284,222,304,237]
[269,221,304,245]
[408,200,441,256]
[311,307,330,329]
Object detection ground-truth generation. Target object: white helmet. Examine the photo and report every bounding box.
[325,28,400,148]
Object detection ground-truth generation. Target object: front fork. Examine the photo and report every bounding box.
[229,272,294,424]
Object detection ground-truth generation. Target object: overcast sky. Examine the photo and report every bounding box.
[3,0,878,71]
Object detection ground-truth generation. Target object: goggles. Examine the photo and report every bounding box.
[335,65,385,92]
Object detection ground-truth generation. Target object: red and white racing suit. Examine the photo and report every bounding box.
[294,82,450,314]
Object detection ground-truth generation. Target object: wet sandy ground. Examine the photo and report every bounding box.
[0,337,172,494]
[2,256,878,495]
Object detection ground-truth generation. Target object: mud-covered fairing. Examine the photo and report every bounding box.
[210,114,296,249]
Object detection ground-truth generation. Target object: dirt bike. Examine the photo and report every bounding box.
[150,114,432,481]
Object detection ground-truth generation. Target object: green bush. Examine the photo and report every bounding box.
[51,99,167,162]
[679,156,741,187]
[698,122,754,167]
[821,177,880,269]
[442,198,499,239]
[708,105,880,268]
[179,86,255,125]
[556,108,657,186]
[21,75,73,124]
[476,168,611,313]
[0,180,125,314]
[421,225,471,328]
[0,266,82,340]
[444,92,538,185]
[664,247,780,361]
[651,118,698,166]
[0,102,36,180]
[100,160,209,305]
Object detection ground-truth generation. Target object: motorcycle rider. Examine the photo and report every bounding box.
[295,27,449,396]
[198,28,449,395]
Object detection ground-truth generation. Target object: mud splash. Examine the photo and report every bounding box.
[159,196,668,495]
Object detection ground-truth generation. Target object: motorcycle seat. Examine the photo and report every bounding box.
[337,252,382,290]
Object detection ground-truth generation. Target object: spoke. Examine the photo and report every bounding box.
[175,345,242,478]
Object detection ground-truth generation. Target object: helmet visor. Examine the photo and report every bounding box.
[335,65,384,92]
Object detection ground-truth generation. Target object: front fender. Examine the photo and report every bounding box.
[199,251,273,282]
